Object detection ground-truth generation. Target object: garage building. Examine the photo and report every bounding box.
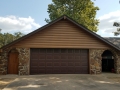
[0,15,120,75]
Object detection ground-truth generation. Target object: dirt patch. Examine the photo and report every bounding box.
[0,78,15,90]
[107,77,120,83]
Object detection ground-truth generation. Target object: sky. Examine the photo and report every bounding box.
[0,0,120,37]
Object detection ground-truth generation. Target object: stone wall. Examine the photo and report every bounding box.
[114,50,120,74]
[89,49,104,74]
[17,48,30,75]
[89,49,120,74]
[0,48,30,75]
[0,48,11,75]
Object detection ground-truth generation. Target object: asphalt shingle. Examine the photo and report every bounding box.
[104,37,120,48]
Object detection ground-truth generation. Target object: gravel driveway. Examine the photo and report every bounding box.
[1,74,120,90]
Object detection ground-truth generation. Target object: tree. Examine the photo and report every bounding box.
[45,0,99,32]
[0,33,13,47]
[113,22,120,36]
[0,32,24,48]
[14,32,24,40]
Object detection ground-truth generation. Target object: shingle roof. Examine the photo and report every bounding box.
[104,37,120,48]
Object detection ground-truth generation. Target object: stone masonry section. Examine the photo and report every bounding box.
[89,49,104,74]
[0,48,10,75]
[89,49,120,74]
[16,48,30,75]
[0,48,30,75]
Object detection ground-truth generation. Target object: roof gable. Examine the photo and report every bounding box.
[1,15,120,50]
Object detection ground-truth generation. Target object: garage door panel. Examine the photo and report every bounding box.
[37,67,46,69]
[68,49,74,53]
[53,69,61,74]
[75,62,82,66]
[31,51,39,54]
[61,49,67,53]
[30,60,37,63]
[46,62,53,66]
[30,66,38,68]
[74,49,80,53]
[46,66,54,68]
[82,62,88,65]
[54,49,60,53]
[39,69,46,74]
[39,62,46,66]
[68,56,74,60]
[46,69,53,74]
[31,62,39,66]
[68,60,74,62]
[46,55,53,60]
[61,62,68,66]
[47,49,53,53]
[54,55,61,60]
[30,48,89,74]
[68,62,74,66]
[68,67,74,70]
[61,68,68,74]
[31,54,39,59]
[39,55,46,59]
[53,63,61,67]
[82,67,88,71]
[81,54,88,57]
[61,55,68,60]
[39,49,46,53]
[74,56,81,60]
[30,69,38,75]
[74,68,84,73]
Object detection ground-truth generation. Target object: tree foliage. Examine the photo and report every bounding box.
[45,0,99,32]
[0,32,24,48]
[113,22,120,36]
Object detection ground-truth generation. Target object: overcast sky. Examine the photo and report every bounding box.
[0,0,120,37]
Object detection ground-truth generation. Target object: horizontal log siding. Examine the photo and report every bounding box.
[13,19,111,49]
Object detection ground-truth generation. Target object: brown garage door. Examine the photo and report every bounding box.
[30,48,89,74]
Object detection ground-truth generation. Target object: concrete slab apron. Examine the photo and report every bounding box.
[2,74,120,90]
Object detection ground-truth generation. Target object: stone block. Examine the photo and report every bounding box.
[19,66,23,70]
[2,71,7,75]
[0,60,3,64]
[0,71,3,75]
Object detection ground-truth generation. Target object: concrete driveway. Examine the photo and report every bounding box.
[1,74,120,90]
